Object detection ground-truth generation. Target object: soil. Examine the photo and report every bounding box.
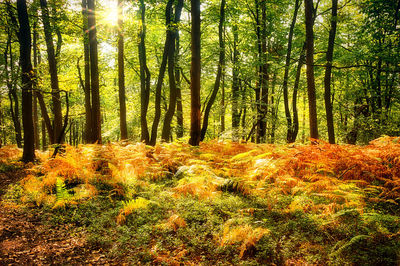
[0,166,125,265]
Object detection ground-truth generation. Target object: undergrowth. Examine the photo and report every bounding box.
[1,136,400,264]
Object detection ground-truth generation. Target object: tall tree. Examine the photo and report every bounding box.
[118,0,127,140]
[231,23,240,141]
[161,0,184,142]
[32,17,40,149]
[200,0,225,141]
[189,0,201,146]
[5,2,22,148]
[17,0,35,162]
[283,0,301,143]
[40,0,63,143]
[324,0,338,144]
[304,0,318,140]
[149,0,172,145]
[138,0,150,144]
[81,0,92,143]
[87,0,101,143]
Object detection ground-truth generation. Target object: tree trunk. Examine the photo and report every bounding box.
[161,0,184,142]
[42,119,47,150]
[17,0,35,162]
[33,19,40,150]
[288,44,306,143]
[304,0,319,140]
[87,0,102,143]
[81,0,92,143]
[40,0,63,143]
[118,0,128,140]
[150,0,173,145]
[231,24,240,141]
[175,32,184,139]
[200,0,225,141]
[4,31,22,148]
[189,0,201,146]
[324,0,338,144]
[259,0,268,143]
[283,0,301,143]
[138,0,150,144]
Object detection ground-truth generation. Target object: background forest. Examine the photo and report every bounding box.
[1,1,400,264]
[0,0,399,153]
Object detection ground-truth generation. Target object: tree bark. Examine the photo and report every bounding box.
[4,29,22,148]
[324,0,338,144]
[81,0,92,143]
[17,0,35,162]
[304,0,319,140]
[40,0,63,143]
[150,0,173,145]
[283,0,301,143]
[33,20,40,149]
[118,0,128,140]
[161,0,184,142]
[87,0,102,143]
[189,0,201,146]
[175,33,184,139]
[138,0,150,144]
[200,0,225,141]
[232,24,240,141]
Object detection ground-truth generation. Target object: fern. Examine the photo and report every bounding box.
[56,178,70,202]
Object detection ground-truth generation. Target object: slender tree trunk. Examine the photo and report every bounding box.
[283,0,301,143]
[82,0,92,143]
[189,0,201,146]
[17,0,35,162]
[118,0,128,140]
[42,119,47,150]
[220,65,225,133]
[270,71,277,143]
[200,0,225,141]
[289,45,306,143]
[231,24,240,141]
[260,0,268,143]
[161,0,184,142]
[175,32,184,139]
[324,0,338,144]
[304,0,319,140]
[33,19,40,150]
[150,0,173,145]
[138,0,150,144]
[4,30,22,148]
[87,0,101,143]
[40,0,63,143]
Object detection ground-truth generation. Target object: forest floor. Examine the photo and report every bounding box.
[0,163,122,264]
[0,138,399,265]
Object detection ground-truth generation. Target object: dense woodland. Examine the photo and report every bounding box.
[0,0,399,161]
[0,0,400,264]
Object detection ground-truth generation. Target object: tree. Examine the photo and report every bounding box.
[81,0,92,143]
[231,23,240,141]
[200,0,225,141]
[4,1,22,148]
[304,0,318,140]
[118,0,127,140]
[324,0,338,144]
[189,0,201,146]
[161,0,183,142]
[283,0,301,143]
[40,0,63,143]
[87,0,101,143]
[17,0,35,162]
[138,0,150,144]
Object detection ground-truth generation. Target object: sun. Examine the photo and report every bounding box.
[100,1,119,27]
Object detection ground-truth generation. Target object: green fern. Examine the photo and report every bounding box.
[56,178,70,202]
